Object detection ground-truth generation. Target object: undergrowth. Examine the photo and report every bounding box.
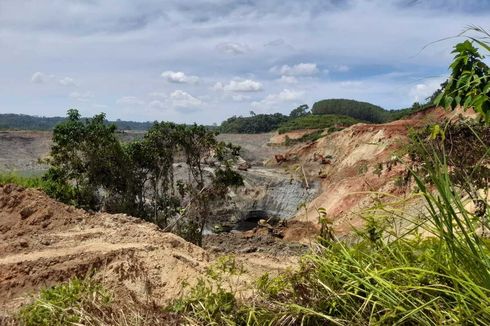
[17,277,180,326]
[0,173,47,189]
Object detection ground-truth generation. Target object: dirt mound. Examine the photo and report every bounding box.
[0,184,296,317]
[0,184,210,314]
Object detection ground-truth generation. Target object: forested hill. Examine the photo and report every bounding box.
[312,98,418,123]
[0,113,154,131]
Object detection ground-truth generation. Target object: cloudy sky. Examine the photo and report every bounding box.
[1,0,489,124]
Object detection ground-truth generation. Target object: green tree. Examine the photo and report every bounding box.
[44,110,243,245]
[289,104,310,118]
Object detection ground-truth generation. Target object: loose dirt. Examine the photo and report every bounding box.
[0,184,297,318]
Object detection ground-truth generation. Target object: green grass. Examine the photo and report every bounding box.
[18,277,111,326]
[277,114,360,134]
[0,172,48,188]
[17,277,180,325]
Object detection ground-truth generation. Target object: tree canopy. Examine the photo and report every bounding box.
[219,113,289,133]
[44,109,243,245]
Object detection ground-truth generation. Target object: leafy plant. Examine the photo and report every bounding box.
[435,27,490,123]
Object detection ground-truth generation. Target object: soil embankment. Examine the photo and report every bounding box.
[0,184,297,317]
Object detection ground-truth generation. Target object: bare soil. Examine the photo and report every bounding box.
[0,184,297,318]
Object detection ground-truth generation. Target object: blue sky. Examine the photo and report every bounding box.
[1,0,489,124]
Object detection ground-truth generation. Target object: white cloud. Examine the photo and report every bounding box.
[232,94,251,102]
[149,100,166,110]
[271,63,319,76]
[93,103,108,109]
[278,75,298,84]
[409,77,444,102]
[148,91,167,98]
[169,90,202,107]
[58,77,77,87]
[69,91,93,102]
[252,89,304,110]
[30,72,55,84]
[216,42,250,55]
[214,79,263,92]
[116,96,145,106]
[335,65,350,72]
[161,71,199,84]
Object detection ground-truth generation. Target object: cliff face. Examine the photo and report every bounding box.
[266,107,465,238]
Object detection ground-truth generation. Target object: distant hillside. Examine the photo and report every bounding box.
[0,113,154,131]
[312,99,415,123]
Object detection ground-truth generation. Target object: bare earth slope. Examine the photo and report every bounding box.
[270,107,472,238]
[0,184,295,317]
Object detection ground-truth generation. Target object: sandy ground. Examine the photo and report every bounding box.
[0,184,299,318]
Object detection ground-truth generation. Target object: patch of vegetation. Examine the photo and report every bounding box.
[409,119,490,194]
[277,114,360,134]
[284,130,325,146]
[434,27,490,124]
[0,113,155,131]
[42,109,243,246]
[17,277,179,326]
[219,113,289,133]
[0,173,48,189]
[169,256,249,325]
[311,98,429,123]
[312,98,390,123]
[18,277,111,326]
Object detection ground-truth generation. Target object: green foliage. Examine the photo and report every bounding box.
[169,256,249,325]
[408,119,490,194]
[219,113,289,133]
[43,109,243,246]
[0,113,154,131]
[289,104,310,118]
[312,98,388,123]
[435,32,490,123]
[44,110,128,210]
[0,173,48,189]
[277,114,359,134]
[18,277,111,326]
[311,98,420,123]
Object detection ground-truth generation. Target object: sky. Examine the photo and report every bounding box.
[1,0,490,124]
